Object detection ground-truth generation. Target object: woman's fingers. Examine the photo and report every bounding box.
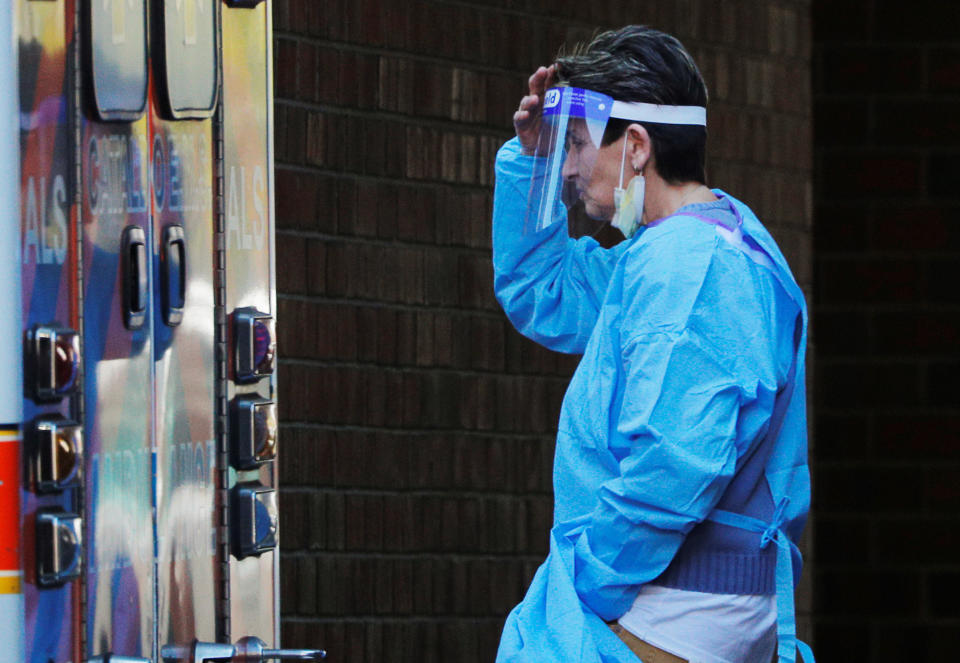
[515,65,556,154]
[528,66,548,95]
[544,64,557,89]
[528,64,556,96]
[518,94,539,113]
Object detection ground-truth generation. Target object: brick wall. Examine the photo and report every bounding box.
[273,1,813,660]
[812,0,960,659]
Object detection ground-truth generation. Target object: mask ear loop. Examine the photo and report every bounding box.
[618,135,629,191]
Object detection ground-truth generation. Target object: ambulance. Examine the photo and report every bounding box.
[1,2,324,661]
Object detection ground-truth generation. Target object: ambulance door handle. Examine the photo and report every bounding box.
[161,225,186,327]
[121,226,148,330]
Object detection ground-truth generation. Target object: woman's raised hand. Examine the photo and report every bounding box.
[513,64,557,156]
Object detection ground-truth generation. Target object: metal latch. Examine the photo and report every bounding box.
[25,324,80,402]
[233,308,275,382]
[231,483,277,558]
[30,416,83,493]
[231,397,277,470]
[36,510,82,587]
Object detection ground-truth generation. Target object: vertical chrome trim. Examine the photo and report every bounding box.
[264,0,280,645]
[1,0,23,417]
[0,1,24,656]
[213,0,231,641]
[72,0,88,655]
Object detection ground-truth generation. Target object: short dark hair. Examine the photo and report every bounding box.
[555,26,709,184]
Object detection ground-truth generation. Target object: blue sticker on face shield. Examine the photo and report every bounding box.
[543,87,614,147]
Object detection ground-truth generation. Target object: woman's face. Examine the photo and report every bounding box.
[561,119,629,221]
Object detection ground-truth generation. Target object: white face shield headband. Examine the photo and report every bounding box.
[523,86,707,238]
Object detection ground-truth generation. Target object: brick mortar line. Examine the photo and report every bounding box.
[279,486,553,499]
[814,251,960,260]
[279,550,548,561]
[280,616,517,624]
[816,459,960,468]
[814,408,960,417]
[272,163,503,190]
[279,614,530,621]
[815,357,960,366]
[276,297,508,321]
[276,229,496,256]
[441,0,817,24]
[814,303,960,314]
[705,160,813,176]
[705,100,813,122]
[281,419,557,434]
[281,421,560,438]
[278,291,506,309]
[424,0,618,27]
[815,351,960,360]
[277,355,576,378]
[811,511,960,519]
[814,40,960,49]
[276,350,576,375]
[815,565,960,575]
[276,96,518,136]
[814,201,960,209]
[813,91,960,101]
[811,616,960,626]
[813,42,938,52]
[279,425,563,438]
[813,146,960,158]
[274,161,499,193]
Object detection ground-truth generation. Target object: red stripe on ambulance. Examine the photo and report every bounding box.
[0,429,20,577]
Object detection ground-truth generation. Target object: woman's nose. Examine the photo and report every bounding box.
[562,151,577,179]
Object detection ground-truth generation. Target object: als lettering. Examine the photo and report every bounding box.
[226,165,266,251]
[22,175,67,265]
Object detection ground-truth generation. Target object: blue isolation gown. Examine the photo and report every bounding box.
[492,138,812,663]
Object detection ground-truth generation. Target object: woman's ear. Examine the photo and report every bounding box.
[626,123,651,172]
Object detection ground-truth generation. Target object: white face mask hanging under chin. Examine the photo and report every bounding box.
[611,136,645,239]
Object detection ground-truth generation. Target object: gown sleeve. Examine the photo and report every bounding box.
[493,137,626,354]
[570,227,779,620]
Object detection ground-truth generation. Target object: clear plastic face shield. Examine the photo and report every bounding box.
[524,86,707,237]
[525,87,614,235]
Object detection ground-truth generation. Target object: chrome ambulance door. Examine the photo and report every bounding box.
[18,1,83,661]
[80,0,155,660]
[151,0,221,653]
[221,0,279,645]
